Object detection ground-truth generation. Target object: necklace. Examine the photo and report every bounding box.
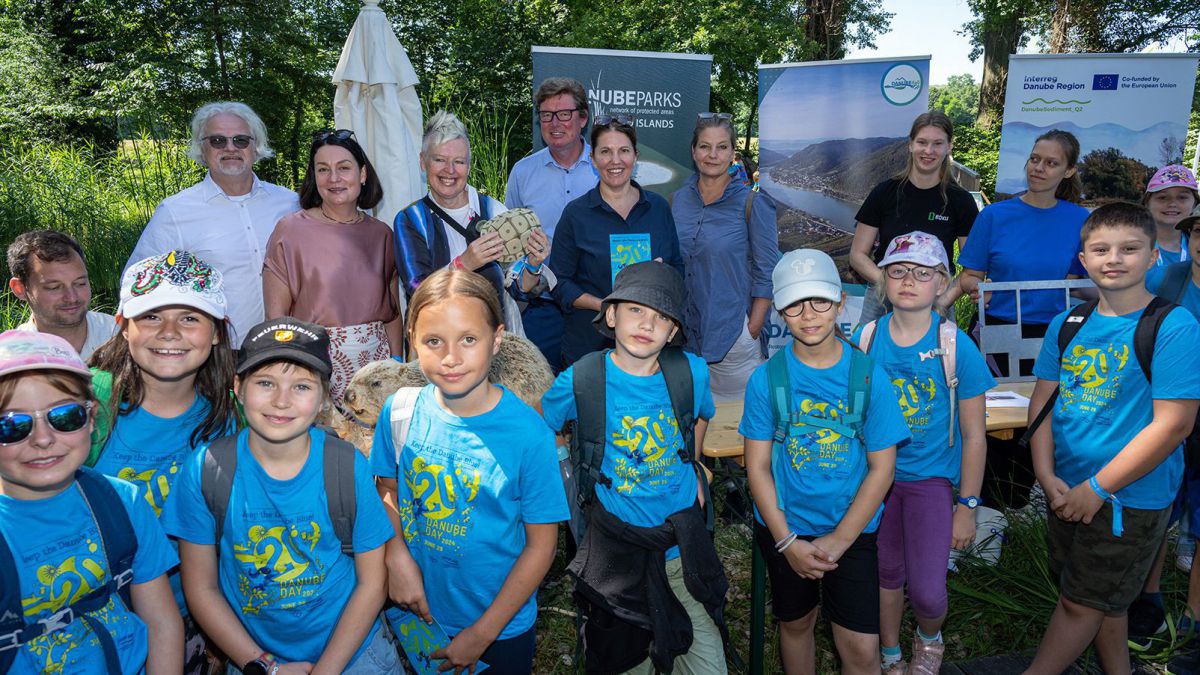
[320,203,364,224]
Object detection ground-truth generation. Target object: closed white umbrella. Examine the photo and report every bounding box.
[332,0,424,227]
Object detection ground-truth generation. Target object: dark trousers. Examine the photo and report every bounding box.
[522,298,564,373]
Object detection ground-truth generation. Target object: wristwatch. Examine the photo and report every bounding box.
[957,495,980,509]
[242,654,277,675]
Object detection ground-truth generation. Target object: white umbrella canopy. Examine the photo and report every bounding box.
[332,0,425,227]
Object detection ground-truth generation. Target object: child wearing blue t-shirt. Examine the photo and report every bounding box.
[542,261,728,674]
[162,317,397,674]
[741,249,909,674]
[852,233,994,674]
[0,330,182,674]
[373,268,569,675]
[1026,203,1200,674]
[89,251,240,652]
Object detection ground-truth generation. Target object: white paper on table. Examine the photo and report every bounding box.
[985,391,1031,408]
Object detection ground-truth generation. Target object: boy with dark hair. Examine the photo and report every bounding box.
[1025,202,1200,674]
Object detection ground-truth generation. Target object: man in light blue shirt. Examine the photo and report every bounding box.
[505,77,599,369]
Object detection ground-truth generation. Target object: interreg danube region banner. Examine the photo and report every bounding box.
[757,56,930,345]
[531,46,712,197]
[997,53,1199,201]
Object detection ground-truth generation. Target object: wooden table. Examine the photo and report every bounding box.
[703,380,1036,675]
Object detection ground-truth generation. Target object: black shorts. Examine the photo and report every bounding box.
[754,523,880,634]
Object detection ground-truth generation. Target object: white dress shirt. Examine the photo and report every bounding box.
[16,310,119,359]
[126,173,300,345]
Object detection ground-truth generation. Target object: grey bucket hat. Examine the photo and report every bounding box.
[593,261,686,344]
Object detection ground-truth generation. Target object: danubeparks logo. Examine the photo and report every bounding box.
[881,63,923,106]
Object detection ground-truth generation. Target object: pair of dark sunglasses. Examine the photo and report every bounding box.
[593,114,635,128]
[0,402,92,446]
[203,134,254,150]
[313,129,356,142]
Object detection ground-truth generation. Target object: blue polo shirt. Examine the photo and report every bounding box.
[547,181,685,366]
[671,175,779,362]
[504,144,599,238]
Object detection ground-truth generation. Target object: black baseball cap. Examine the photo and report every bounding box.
[593,261,686,343]
[237,317,332,377]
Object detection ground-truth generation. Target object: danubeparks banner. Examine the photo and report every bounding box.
[757,56,931,347]
[530,46,712,197]
[996,53,1199,201]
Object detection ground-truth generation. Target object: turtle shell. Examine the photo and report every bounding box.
[475,208,543,264]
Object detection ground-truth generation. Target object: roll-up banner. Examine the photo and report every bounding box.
[530,46,713,197]
[996,53,1199,201]
[758,56,931,351]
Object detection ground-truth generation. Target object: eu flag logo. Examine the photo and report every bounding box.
[1092,74,1118,90]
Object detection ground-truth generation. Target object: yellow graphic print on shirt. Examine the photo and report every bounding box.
[20,540,129,674]
[115,460,180,517]
[401,456,482,556]
[232,521,324,615]
[785,398,852,475]
[1060,342,1129,419]
[891,376,937,432]
[609,407,682,495]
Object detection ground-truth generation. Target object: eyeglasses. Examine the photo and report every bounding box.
[313,129,356,142]
[885,264,940,283]
[593,114,635,128]
[203,135,254,150]
[697,112,733,121]
[780,298,834,317]
[537,108,583,123]
[0,402,92,446]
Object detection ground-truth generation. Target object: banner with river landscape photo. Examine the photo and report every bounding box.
[997,53,1199,202]
[531,46,712,197]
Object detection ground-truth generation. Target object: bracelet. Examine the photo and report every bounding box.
[523,255,543,275]
[452,255,466,270]
[1088,476,1123,537]
[774,532,797,552]
[778,536,799,553]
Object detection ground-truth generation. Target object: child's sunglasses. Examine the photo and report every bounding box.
[0,402,92,446]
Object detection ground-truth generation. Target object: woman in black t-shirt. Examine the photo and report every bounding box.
[849,111,979,325]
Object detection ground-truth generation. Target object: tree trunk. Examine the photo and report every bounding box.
[977,12,1023,129]
[212,0,230,97]
[744,101,757,155]
[1049,0,1070,53]
[805,0,846,60]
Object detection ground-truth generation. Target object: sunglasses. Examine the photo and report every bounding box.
[885,264,940,283]
[593,114,635,128]
[0,402,92,446]
[781,298,834,317]
[203,134,254,150]
[313,129,356,143]
[697,112,733,121]
[537,108,584,123]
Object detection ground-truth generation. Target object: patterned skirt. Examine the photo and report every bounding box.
[327,321,391,403]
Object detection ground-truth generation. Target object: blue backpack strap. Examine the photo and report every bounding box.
[0,527,20,671]
[766,348,792,512]
[322,434,359,557]
[75,468,137,610]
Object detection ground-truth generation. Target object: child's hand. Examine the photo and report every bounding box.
[386,552,432,623]
[783,539,838,579]
[951,507,977,550]
[1038,474,1070,507]
[1053,482,1105,524]
[810,534,851,564]
[277,663,313,674]
[433,623,493,674]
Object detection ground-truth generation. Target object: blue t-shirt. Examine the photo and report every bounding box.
[1032,305,1200,508]
[370,385,569,638]
[0,472,177,674]
[160,428,393,665]
[957,197,1089,324]
[853,314,996,483]
[94,394,216,610]
[541,350,716,560]
[1146,266,1200,320]
[739,342,911,536]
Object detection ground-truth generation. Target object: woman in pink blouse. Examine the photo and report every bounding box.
[263,129,402,402]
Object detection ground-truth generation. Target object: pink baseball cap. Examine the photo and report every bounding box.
[1146,165,1198,194]
[877,231,951,272]
[0,330,92,380]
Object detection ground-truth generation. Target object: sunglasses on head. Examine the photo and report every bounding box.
[697,112,733,121]
[313,129,356,143]
[0,402,92,446]
[203,135,254,150]
[593,114,635,128]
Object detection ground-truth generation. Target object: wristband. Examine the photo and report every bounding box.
[774,532,797,552]
[522,255,543,275]
[452,255,466,270]
[1088,476,1123,537]
[778,536,798,553]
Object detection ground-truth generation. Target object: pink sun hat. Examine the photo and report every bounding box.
[1146,164,1198,194]
[0,330,91,380]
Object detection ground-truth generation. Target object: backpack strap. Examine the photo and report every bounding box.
[0,527,19,672]
[1133,296,1174,385]
[85,368,115,468]
[1021,300,1098,448]
[571,351,609,510]
[1156,262,1192,305]
[857,320,879,354]
[936,317,959,449]
[388,387,425,469]
[656,347,714,529]
[75,468,137,610]
[838,340,873,437]
[322,434,358,557]
[766,349,793,512]
[200,435,240,546]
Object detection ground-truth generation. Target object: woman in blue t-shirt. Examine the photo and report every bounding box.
[88,250,239,671]
[372,269,569,674]
[955,130,1090,347]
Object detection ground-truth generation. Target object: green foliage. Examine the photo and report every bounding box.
[931,74,982,130]
[954,123,1002,197]
[1079,147,1155,202]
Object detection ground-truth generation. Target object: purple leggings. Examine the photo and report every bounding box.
[877,477,953,620]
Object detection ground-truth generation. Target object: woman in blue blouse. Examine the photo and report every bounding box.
[671,113,779,401]
[548,116,684,368]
